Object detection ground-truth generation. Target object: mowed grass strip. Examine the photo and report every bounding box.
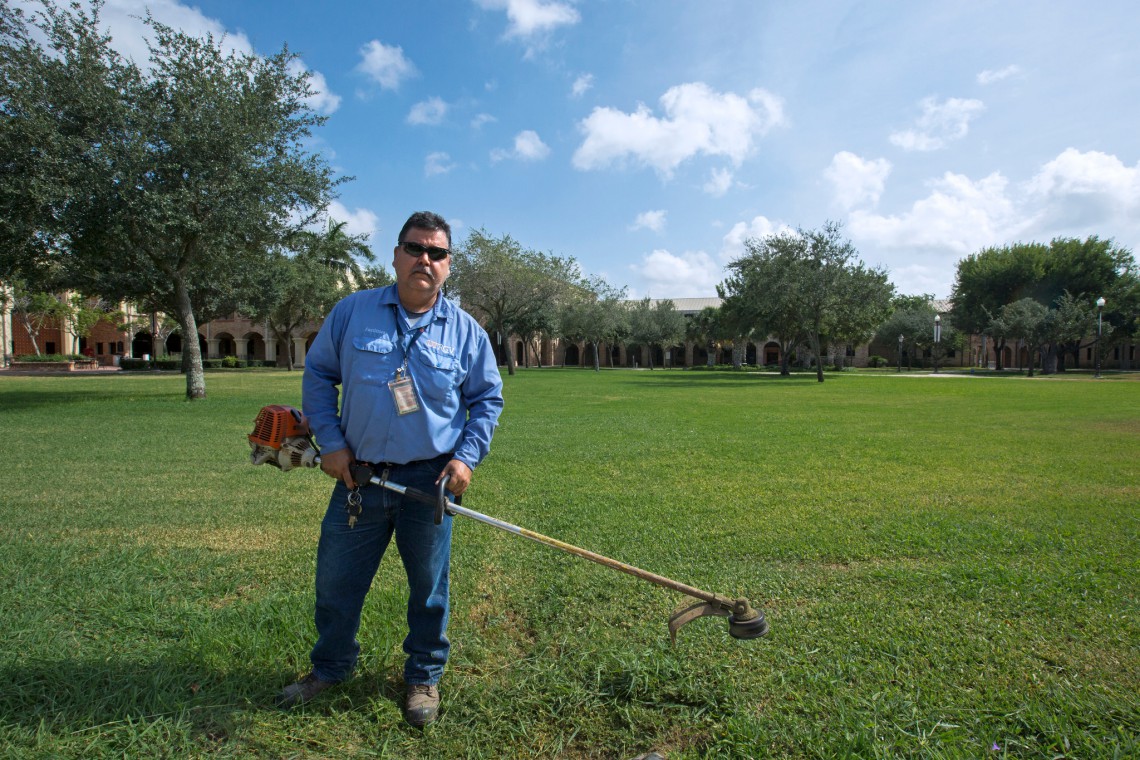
[0,369,1136,758]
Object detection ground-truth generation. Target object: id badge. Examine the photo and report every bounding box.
[388,369,421,415]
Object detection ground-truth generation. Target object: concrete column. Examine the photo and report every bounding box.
[292,337,307,367]
[265,337,278,363]
[235,338,249,359]
[207,338,220,359]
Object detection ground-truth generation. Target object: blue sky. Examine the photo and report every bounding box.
[48,0,1140,299]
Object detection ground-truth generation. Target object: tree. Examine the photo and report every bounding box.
[687,306,727,367]
[245,248,343,370]
[996,298,1049,377]
[358,264,395,290]
[721,222,890,382]
[875,301,933,371]
[950,237,1136,372]
[1,2,339,398]
[720,232,807,376]
[295,218,374,287]
[559,277,627,371]
[626,297,684,370]
[9,280,66,355]
[450,229,582,376]
[63,293,115,355]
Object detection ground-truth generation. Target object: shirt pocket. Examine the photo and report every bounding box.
[351,335,397,382]
[412,346,459,401]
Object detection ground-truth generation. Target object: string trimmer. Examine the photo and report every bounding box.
[248,404,769,644]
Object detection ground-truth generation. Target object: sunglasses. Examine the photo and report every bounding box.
[399,241,450,261]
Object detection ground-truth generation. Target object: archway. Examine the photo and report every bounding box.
[131,331,153,359]
[564,344,580,366]
[764,342,780,366]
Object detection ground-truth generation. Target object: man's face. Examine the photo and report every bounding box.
[392,227,451,299]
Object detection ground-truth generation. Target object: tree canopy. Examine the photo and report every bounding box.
[720,221,892,381]
[0,0,341,397]
[450,228,583,376]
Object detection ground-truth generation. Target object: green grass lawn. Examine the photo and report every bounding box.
[1,368,1137,758]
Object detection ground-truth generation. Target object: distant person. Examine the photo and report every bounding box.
[278,211,504,727]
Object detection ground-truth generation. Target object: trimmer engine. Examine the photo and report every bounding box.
[248,404,318,471]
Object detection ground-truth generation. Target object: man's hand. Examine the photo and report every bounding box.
[438,459,473,496]
[320,447,356,488]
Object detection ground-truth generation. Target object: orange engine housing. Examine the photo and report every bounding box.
[248,404,307,449]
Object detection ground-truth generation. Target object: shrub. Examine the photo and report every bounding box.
[119,358,151,371]
[14,353,86,362]
[154,359,182,370]
[220,355,247,368]
[868,355,888,368]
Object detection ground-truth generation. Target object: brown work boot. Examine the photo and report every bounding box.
[404,683,440,726]
[275,672,335,708]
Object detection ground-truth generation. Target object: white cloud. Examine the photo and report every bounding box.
[630,210,667,233]
[1024,148,1140,230]
[474,0,581,38]
[471,113,497,129]
[356,40,417,90]
[48,0,341,114]
[825,151,892,210]
[703,168,734,197]
[491,130,551,162]
[425,152,456,177]
[571,73,594,98]
[889,97,985,152]
[635,249,723,298]
[573,83,786,177]
[288,63,341,115]
[720,216,793,261]
[849,171,1021,255]
[977,65,1022,85]
[407,97,448,125]
[326,201,380,241]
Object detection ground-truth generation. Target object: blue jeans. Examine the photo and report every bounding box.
[309,455,453,686]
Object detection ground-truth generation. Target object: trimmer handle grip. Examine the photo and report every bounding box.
[435,474,451,525]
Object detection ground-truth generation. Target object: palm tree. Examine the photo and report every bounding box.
[299,219,375,288]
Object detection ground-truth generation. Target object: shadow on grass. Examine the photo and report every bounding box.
[0,656,406,734]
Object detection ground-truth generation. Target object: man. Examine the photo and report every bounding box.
[277,211,504,727]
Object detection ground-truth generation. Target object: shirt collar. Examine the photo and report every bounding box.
[378,283,453,321]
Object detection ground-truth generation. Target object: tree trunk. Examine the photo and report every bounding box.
[172,276,206,399]
[592,341,600,372]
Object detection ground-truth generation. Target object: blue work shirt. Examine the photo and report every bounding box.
[302,285,504,470]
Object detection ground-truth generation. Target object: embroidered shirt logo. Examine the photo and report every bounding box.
[423,339,455,355]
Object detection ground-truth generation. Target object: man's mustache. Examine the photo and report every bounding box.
[412,267,436,281]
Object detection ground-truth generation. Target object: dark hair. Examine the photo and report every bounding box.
[398,211,451,248]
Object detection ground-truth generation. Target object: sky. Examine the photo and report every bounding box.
[31,0,1140,299]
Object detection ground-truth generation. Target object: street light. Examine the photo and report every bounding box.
[898,334,904,373]
[933,315,942,374]
[1095,296,1106,378]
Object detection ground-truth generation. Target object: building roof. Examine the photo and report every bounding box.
[642,297,723,314]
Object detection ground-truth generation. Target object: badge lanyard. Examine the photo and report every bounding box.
[388,305,427,415]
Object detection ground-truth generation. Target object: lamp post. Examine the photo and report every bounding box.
[933,315,942,374]
[1095,296,1105,378]
[897,334,904,373]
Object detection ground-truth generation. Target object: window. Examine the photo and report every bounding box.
[96,342,104,354]
[845,345,856,357]
[46,341,56,354]
[1087,347,1093,360]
